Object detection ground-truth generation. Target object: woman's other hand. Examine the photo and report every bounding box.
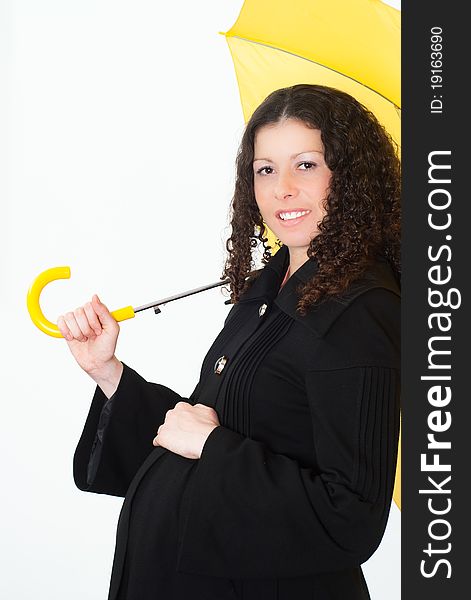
[57,294,120,376]
[153,402,221,459]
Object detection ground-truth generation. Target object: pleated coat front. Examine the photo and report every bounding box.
[73,244,401,600]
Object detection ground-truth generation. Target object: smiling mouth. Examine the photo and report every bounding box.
[276,209,311,222]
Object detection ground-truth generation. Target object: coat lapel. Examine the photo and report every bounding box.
[238,244,400,338]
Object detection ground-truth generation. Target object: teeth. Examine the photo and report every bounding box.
[279,210,309,221]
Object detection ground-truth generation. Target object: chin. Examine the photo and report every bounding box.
[277,232,316,248]
[266,219,319,245]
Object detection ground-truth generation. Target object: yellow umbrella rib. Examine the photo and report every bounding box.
[225,36,401,149]
[228,34,400,111]
[224,0,400,107]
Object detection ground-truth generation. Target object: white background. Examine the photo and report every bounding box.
[0,1,401,598]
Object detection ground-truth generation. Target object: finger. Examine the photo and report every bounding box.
[92,294,117,327]
[57,315,73,341]
[83,301,103,336]
[174,401,190,409]
[63,311,88,342]
[73,306,96,340]
[153,424,164,446]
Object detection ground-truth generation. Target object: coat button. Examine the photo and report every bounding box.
[214,355,228,375]
[258,303,268,317]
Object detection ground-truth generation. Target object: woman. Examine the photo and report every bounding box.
[59,84,401,600]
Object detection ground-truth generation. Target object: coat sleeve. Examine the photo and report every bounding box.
[73,361,185,497]
[175,289,401,579]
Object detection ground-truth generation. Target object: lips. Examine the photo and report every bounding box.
[275,208,312,226]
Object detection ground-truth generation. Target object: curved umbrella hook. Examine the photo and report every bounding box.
[26,267,135,338]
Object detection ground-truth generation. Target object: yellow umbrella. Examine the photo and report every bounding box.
[222,0,400,138]
[221,0,401,510]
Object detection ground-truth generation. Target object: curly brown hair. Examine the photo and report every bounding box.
[222,84,401,315]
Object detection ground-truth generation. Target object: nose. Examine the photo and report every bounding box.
[274,169,298,201]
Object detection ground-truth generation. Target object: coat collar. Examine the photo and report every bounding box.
[238,244,400,338]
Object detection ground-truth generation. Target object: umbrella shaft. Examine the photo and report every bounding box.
[134,278,231,313]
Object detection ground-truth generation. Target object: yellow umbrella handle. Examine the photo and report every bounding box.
[26,266,135,338]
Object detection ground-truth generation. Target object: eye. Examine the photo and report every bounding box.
[298,161,317,170]
[255,166,274,176]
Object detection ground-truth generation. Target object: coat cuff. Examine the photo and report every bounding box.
[74,361,183,496]
[200,424,246,461]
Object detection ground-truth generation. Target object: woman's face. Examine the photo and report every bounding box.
[253,118,332,259]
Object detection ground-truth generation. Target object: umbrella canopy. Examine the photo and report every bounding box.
[223,0,400,139]
[222,0,401,510]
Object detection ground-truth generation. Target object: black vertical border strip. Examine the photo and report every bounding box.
[403,2,468,598]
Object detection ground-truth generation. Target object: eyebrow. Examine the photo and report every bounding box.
[253,150,324,162]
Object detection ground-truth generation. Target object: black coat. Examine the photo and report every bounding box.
[74,244,401,600]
